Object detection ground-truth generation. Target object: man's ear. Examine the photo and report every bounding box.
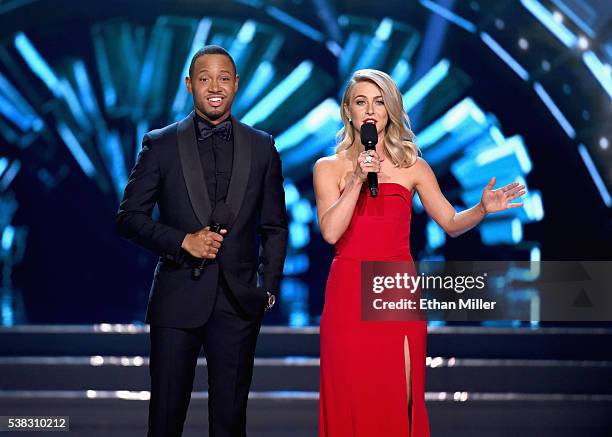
[185,76,192,94]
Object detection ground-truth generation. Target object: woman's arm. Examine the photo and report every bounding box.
[314,151,382,244]
[414,158,525,238]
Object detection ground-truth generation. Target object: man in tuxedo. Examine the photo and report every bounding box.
[116,45,288,437]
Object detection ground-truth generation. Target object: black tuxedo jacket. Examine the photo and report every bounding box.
[116,112,288,327]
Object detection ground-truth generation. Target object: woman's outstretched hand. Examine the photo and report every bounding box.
[480,177,526,214]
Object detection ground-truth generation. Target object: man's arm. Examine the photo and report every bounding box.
[258,137,289,293]
[116,133,186,261]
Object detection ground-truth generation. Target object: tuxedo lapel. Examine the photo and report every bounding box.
[226,116,252,228]
[177,111,211,227]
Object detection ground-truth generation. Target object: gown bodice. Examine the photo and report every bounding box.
[335,182,413,260]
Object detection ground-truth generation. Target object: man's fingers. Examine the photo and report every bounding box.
[209,233,224,242]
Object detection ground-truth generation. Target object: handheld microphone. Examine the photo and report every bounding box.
[360,123,378,198]
[192,203,233,279]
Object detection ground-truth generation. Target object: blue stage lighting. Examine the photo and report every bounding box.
[375,17,393,41]
[402,59,450,110]
[283,253,310,276]
[280,278,310,326]
[0,160,20,192]
[452,135,533,190]
[100,130,128,199]
[57,122,96,178]
[426,219,446,249]
[275,98,340,152]
[284,180,300,207]
[91,29,118,108]
[172,18,213,117]
[521,0,577,48]
[1,225,15,252]
[59,79,90,132]
[241,60,313,126]
[0,72,41,132]
[14,32,62,98]
[418,98,494,168]
[412,191,424,213]
[533,81,576,138]
[234,61,275,115]
[351,18,394,73]
[291,198,314,224]
[578,144,611,207]
[420,0,477,33]
[390,59,412,90]
[523,190,545,221]
[135,120,149,162]
[582,51,612,100]
[480,32,530,81]
[550,0,595,38]
[0,158,8,178]
[479,218,523,245]
[289,222,310,249]
[265,6,325,42]
[339,32,360,78]
[72,60,103,124]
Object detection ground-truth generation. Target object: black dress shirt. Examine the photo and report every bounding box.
[194,114,234,208]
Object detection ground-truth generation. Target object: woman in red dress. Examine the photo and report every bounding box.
[314,69,526,436]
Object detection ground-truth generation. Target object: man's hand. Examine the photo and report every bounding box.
[181,227,228,259]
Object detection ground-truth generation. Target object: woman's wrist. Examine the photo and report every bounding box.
[478,201,487,216]
[348,173,365,190]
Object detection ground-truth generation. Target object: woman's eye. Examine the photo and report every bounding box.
[376,100,384,105]
[356,101,365,105]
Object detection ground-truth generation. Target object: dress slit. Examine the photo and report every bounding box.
[404,335,414,437]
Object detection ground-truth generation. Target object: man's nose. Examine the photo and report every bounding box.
[208,79,220,91]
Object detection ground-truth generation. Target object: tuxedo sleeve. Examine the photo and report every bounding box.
[115,133,186,261]
[258,136,289,293]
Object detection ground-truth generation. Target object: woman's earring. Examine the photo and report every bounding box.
[348,117,352,123]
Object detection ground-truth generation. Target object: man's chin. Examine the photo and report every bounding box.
[202,108,229,121]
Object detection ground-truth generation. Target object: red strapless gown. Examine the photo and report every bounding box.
[319,183,430,437]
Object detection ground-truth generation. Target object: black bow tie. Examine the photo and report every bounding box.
[197,119,232,141]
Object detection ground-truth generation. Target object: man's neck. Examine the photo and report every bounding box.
[194,110,231,126]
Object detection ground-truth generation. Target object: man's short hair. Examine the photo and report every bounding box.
[188,45,237,78]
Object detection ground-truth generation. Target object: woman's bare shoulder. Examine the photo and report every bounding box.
[410,156,432,172]
[314,152,351,171]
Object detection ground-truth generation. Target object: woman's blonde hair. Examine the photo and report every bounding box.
[336,69,419,167]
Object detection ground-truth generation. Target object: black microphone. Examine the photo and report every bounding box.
[192,203,234,279]
[360,123,378,197]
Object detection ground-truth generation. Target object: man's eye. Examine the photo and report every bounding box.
[356,101,365,105]
[221,77,230,82]
[200,78,208,82]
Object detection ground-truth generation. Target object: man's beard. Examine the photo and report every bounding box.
[198,103,228,121]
